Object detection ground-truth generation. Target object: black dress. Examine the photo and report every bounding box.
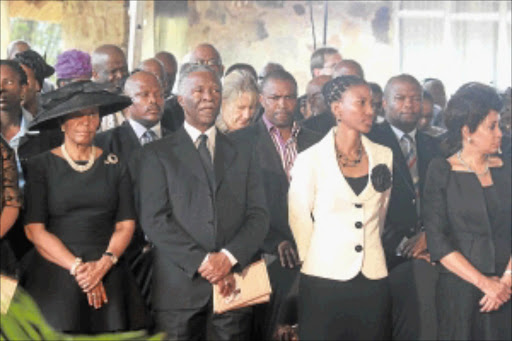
[424,158,511,341]
[22,151,147,333]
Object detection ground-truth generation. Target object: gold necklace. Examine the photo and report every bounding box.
[61,144,96,173]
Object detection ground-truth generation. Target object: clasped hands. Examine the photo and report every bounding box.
[479,275,512,313]
[73,257,112,309]
[198,252,236,297]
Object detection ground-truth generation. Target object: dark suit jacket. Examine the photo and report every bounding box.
[366,121,441,269]
[138,126,269,310]
[230,120,321,254]
[94,121,171,162]
[424,157,511,274]
[161,96,184,132]
[94,121,172,256]
[300,111,336,137]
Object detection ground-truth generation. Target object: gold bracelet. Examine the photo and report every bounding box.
[70,257,83,276]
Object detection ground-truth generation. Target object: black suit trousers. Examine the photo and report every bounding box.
[153,301,252,341]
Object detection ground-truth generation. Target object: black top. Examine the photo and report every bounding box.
[22,151,147,333]
[345,174,369,196]
[424,157,511,274]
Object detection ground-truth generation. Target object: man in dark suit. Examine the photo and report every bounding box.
[95,70,170,161]
[231,70,321,339]
[367,74,441,340]
[95,70,170,308]
[137,64,269,340]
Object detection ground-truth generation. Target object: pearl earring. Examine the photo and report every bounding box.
[467,137,472,143]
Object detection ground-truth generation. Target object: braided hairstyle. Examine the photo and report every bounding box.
[14,50,54,89]
[322,75,368,108]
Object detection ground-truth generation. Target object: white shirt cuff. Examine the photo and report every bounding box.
[221,249,238,266]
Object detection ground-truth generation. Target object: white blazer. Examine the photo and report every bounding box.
[289,129,393,281]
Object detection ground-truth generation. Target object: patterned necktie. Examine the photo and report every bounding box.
[400,133,420,214]
[140,129,157,145]
[197,134,215,192]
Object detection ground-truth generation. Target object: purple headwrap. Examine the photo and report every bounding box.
[54,49,92,80]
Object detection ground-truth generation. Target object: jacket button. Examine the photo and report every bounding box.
[355,245,363,252]
[355,222,363,229]
[355,203,363,208]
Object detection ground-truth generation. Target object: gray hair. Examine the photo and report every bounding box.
[222,70,259,103]
[177,63,220,95]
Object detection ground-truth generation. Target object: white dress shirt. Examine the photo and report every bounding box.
[289,128,393,281]
[128,119,162,143]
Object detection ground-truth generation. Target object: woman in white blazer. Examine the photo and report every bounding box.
[289,76,393,340]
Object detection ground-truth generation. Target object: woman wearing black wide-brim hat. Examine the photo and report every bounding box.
[22,81,149,333]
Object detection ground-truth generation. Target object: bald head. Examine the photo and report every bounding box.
[7,40,31,60]
[155,51,178,97]
[306,75,331,118]
[138,58,166,89]
[124,71,164,128]
[189,43,224,78]
[91,44,128,88]
[332,59,365,79]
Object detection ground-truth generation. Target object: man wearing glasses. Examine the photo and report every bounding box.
[189,43,225,79]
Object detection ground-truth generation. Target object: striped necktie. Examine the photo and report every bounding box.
[140,130,157,145]
[400,133,420,214]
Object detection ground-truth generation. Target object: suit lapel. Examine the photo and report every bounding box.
[257,120,286,175]
[214,130,236,191]
[379,122,414,192]
[173,127,210,187]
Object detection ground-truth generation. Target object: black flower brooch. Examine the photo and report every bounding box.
[371,164,392,192]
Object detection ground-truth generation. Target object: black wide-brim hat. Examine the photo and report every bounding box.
[28,81,132,131]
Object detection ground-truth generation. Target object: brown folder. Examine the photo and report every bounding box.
[213,259,272,314]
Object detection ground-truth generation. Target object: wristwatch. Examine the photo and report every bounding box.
[103,252,118,265]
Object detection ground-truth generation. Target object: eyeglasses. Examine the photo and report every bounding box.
[192,59,221,67]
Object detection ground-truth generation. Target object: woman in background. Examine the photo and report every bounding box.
[216,69,259,133]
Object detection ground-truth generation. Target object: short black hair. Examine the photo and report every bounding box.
[368,82,383,96]
[260,69,297,94]
[443,82,503,153]
[423,90,434,103]
[13,50,54,88]
[225,63,257,81]
[384,74,422,101]
[0,59,28,85]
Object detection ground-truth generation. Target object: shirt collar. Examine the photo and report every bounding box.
[390,124,416,143]
[128,119,162,140]
[262,114,300,140]
[184,120,216,146]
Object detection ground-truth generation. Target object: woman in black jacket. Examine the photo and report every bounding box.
[423,83,511,340]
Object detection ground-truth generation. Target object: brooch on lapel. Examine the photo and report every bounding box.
[104,153,119,165]
[371,164,392,192]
